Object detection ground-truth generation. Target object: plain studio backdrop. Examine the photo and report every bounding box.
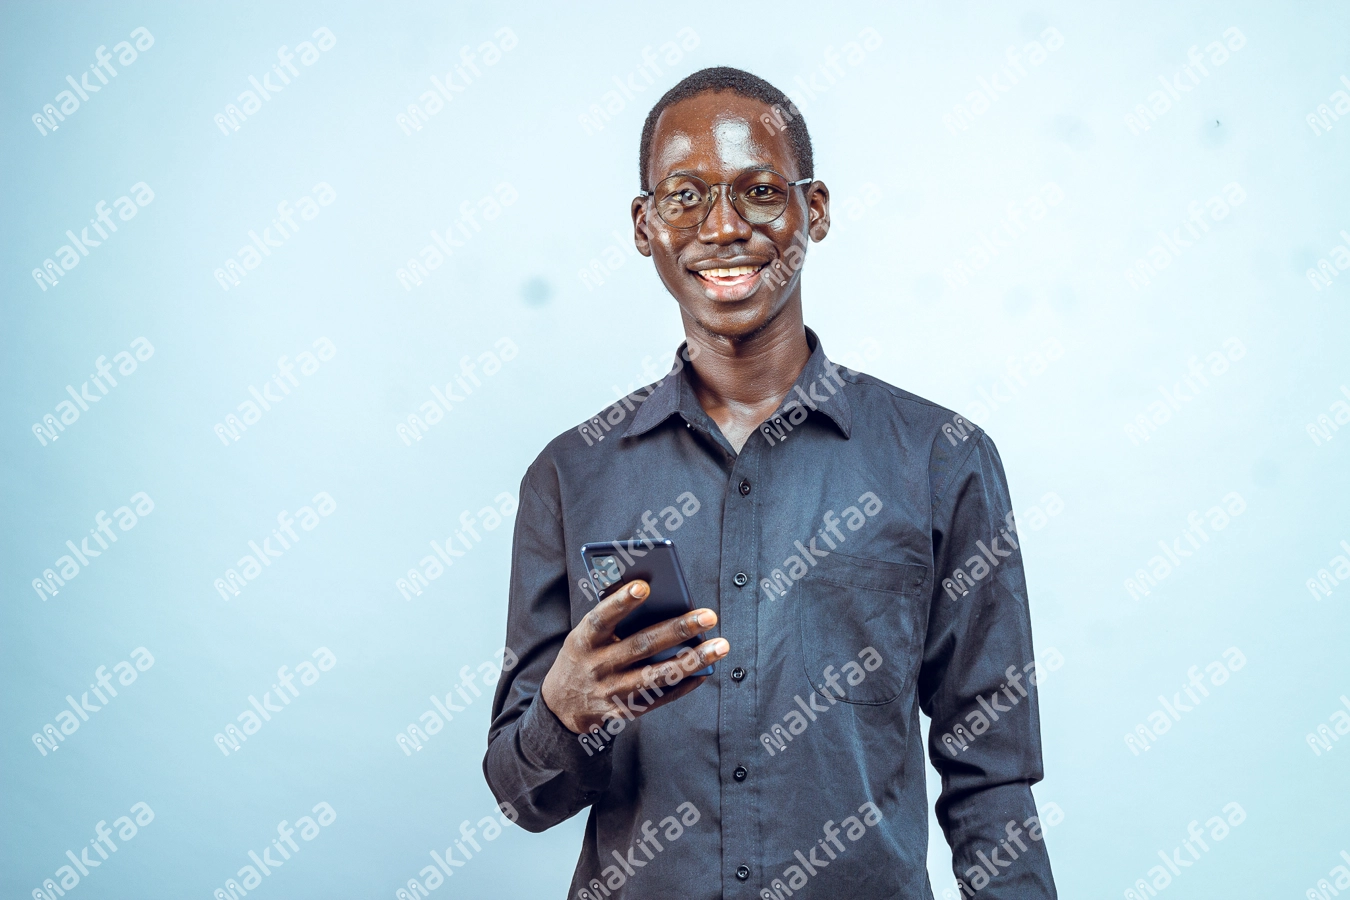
[2,1,1348,896]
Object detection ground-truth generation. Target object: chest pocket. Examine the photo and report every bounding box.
[797,552,928,705]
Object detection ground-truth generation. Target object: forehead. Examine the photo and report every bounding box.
[649,91,798,182]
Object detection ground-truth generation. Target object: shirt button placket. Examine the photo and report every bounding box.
[721,450,760,895]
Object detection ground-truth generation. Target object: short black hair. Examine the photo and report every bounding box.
[638,66,813,190]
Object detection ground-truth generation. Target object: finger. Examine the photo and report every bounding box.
[612,637,729,694]
[609,608,718,667]
[580,579,649,648]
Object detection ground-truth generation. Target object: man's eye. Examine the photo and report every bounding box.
[745,185,780,200]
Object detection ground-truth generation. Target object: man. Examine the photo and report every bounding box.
[485,67,1056,899]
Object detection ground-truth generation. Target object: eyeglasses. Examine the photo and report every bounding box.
[639,169,813,229]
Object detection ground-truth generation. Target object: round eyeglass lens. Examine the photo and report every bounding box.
[651,170,794,228]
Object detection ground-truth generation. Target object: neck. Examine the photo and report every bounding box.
[680,294,812,450]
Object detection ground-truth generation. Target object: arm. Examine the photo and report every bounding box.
[482,462,726,832]
[919,430,1057,898]
[483,465,613,832]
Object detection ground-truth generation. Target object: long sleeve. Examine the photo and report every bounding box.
[919,430,1057,897]
[482,462,613,833]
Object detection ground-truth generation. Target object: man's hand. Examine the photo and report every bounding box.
[540,579,728,735]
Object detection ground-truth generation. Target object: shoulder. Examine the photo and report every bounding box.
[838,366,999,497]
[841,366,986,443]
[525,376,670,489]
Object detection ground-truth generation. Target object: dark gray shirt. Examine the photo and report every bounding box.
[484,330,1056,899]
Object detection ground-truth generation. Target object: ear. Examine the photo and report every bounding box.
[631,196,654,257]
[806,181,830,242]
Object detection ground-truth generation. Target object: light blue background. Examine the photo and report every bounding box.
[3,1,1348,897]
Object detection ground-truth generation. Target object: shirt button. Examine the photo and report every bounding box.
[733,571,748,587]
[738,479,751,495]
[733,765,748,782]
[735,865,751,881]
[731,666,746,681]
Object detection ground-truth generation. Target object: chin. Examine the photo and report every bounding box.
[686,297,781,341]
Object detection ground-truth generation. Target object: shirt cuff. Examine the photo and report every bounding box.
[518,693,615,778]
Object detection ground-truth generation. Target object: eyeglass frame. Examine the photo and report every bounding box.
[638,169,815,229]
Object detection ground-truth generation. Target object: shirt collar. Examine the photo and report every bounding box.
[623,327,852,441]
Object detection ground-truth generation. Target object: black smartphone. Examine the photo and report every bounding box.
[579,539,713,677]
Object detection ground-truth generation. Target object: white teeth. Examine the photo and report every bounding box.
[702,265,761,278]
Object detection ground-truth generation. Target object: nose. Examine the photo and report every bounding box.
[696,184,753,245]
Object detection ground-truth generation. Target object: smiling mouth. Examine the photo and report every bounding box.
[694,264,766,286]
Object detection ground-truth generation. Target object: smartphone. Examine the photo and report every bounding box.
[579,539,713,677]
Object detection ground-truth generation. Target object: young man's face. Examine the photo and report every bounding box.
[632,91,830,341]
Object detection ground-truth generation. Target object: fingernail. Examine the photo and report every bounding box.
[697,611,716,627]
[713,638,729,654]
[631,581,648,598]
